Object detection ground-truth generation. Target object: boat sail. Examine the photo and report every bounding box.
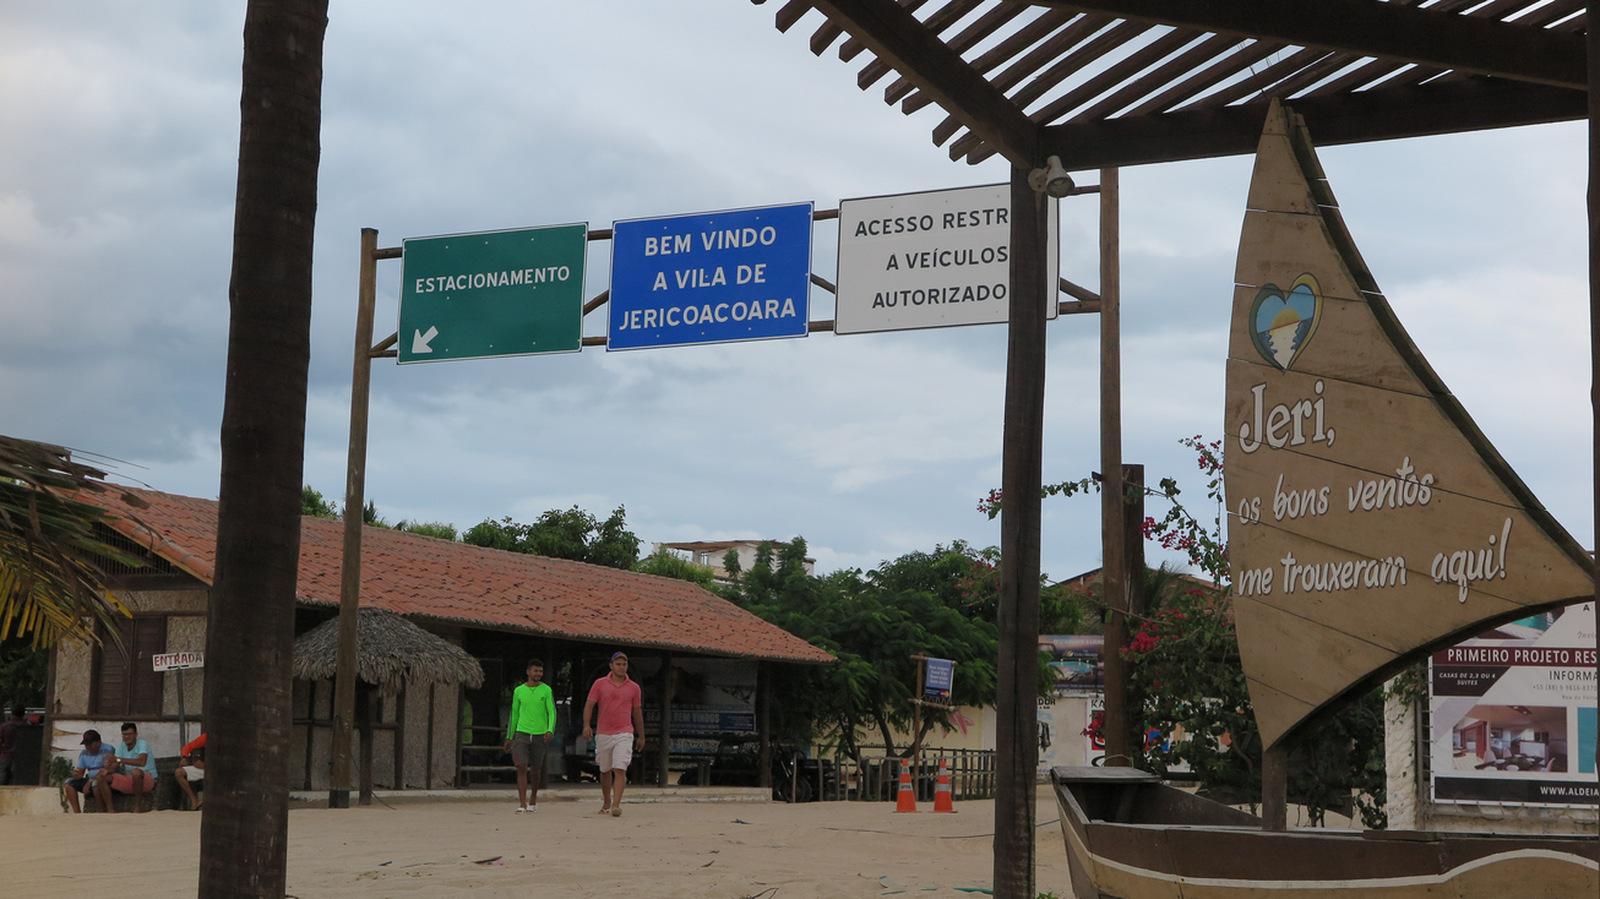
[1048,98,1596,899]
[1223,100,1593,750]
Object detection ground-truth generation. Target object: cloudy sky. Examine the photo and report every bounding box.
[2,2,1590,579]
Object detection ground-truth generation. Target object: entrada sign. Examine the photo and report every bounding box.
[153,651,204,672]
[834,183,1059,334]
[607,202,813,350]
[397,224,588,363]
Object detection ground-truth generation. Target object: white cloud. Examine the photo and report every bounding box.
[2,0,1591,581]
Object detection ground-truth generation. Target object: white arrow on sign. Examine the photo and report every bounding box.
[412,325,438,354]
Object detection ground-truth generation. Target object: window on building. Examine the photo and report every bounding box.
[92,616,168,716]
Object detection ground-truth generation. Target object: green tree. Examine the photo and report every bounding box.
[462,505,640,569]
[395,521,457,541]
[300,485,337,519]
[0,638,47,706]
[1020,436,1387,827]
[362,499,389,528]
[633,548,717,588]
[462,516,522,551]
[730,538,1048,758]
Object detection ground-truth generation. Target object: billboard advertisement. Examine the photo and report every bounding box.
[1429,601,1597,806]
[1039,634,1103,693]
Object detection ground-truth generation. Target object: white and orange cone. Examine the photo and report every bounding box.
[894,757,918,813]
[932,757,956,813]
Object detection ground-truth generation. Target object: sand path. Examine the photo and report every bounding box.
[8,787,1070,898]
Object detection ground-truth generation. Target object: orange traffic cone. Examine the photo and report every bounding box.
[894,757,918,813]
[932,757,956,813]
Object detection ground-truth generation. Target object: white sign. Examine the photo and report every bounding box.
[152,651,204,672]
[1428,602,1597,807]
[834,183,1059,334]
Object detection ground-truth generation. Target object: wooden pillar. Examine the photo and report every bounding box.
[1262,743,1289,831]
[992,165,1050,899]
[757,662,772,790]
[358,684,375,806]
[1120,462,1146,761]
[1098,168,1133,769]
[38,645,58,786]
[302,680,316,791]
[657,654,674,787]
[394,682,407,790]
[1123,464,1145,621]
[425,683,436,790]
[332,227,379,809]
[1588,0,1600,791]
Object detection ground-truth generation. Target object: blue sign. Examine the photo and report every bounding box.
[924,657,955,702]
[607,202,814,350]
[643,707,756,735]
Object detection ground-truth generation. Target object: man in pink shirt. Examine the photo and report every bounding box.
[581,651,645,817]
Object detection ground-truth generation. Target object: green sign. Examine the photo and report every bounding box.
[397,223,588,363]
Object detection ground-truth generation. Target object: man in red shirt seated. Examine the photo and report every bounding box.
[175,732,206,811]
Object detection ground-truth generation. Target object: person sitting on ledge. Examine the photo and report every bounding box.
[175,731,206,811]
[105,722,158,813]
[62,729,115,814]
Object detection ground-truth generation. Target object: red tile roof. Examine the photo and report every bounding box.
[94,488,832,664]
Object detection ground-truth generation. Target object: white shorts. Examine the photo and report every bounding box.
[595,732,633,773]
[179,765,204,782]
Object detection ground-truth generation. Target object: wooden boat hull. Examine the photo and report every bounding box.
[1053,767,1599,899]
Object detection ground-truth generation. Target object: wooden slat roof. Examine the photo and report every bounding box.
[757,0,1586,168]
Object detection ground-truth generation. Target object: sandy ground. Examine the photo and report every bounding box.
[7,787,1071,898]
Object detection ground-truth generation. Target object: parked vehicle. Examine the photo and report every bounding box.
[676,735,836,802]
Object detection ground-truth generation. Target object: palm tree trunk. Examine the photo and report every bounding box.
[199,2,327,895]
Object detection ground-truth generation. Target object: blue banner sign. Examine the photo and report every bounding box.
[924,657,955,702]
[608,202,813,350]
[642,707,757,734]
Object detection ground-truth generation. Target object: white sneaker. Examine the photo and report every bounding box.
[515,805,528,813]
[528,804,538,813]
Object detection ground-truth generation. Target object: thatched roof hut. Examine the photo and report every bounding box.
[292,608,483,691]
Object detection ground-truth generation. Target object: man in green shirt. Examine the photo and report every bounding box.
[503,658,556,812]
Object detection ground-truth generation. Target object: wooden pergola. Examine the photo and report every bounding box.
[749,2,1598,896]
[764,0,1584,168]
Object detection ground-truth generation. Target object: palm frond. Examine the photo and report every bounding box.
[0,434,144,647]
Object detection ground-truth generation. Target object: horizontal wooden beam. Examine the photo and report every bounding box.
[811,0,1040,165]
[1042,0,1585,89]
[1036,79,1584,169]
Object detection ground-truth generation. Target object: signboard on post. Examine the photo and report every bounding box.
[154,650,203,743]
[1221,103,1593,749]
[397,223,588,363]
[1428,601,1597,807]
[152,651,204,672]
[834,183,1059,334]
[607,202,813,350]
[923,657,955,702]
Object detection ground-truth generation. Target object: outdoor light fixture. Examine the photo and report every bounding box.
[1028,155,1075,197]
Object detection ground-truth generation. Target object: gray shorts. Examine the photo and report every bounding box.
[509,732,548,769]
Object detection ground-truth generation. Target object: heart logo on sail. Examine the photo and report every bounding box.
[1249,273,1322,371]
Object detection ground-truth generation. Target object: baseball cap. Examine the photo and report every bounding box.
[80,729,101,744]
[610,651,628,662]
